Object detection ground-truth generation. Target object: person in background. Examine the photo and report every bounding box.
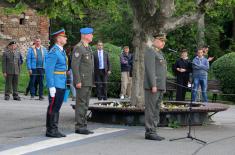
[2,41,21,101]
[120,46,133,99]
[192,48,209,103]
[26,37,47,100]
[203,45,214,62]
[174,49,191,101]
[93,41,111,100]
[45,29,67,138]
[66,46,76,101]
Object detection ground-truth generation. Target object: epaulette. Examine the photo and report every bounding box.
[49,47,56,53]
[77,42,83,46]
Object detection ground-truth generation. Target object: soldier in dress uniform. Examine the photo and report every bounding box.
[71,27,94,135]
[2,41,21,101]
[45,29,67,138]
[144,33,167,141]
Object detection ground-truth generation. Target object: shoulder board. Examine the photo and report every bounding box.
[49,47,57,53]
[77,42,83,46]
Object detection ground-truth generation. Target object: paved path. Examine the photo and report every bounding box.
[0,94,234,155]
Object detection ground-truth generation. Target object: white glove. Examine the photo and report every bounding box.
[49,87,56,97]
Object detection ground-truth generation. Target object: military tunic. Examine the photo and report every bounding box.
[144,46,167,134]
[2,48,21,97]
[45,44,67,114]
[71,41,94,130]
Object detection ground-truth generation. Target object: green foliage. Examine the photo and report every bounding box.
[91,1,133,46]
[168,119,180,128]
[174,0,196,16]
[3,1,27,15]
[211,52,235,101]
[103,43,122,97]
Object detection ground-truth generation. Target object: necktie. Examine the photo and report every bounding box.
[99,51,102,68]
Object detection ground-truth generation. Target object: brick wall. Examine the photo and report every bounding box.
[0,8,49,56]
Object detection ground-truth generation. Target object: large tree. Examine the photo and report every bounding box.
[1,0,215,107]
[129,0,214,107]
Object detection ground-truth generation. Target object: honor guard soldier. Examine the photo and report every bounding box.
[71,27,94,135]
[45,29,67,138]
[144,33,167,141]
[2,41,21,101]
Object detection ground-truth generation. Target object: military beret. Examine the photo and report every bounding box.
[8,41,16,46]
[51,28,67,38]
[153,33,167,41]
[80,27,94,34]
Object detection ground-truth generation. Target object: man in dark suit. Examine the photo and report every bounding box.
[93,41,111,100]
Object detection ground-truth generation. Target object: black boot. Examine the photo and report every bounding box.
[46,113,65,138]
[54,113,66,137]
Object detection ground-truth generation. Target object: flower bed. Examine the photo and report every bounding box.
[87,101,229,126]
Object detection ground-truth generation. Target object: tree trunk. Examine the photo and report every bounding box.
[197,14,205,47]
[196,0,205,47]
[130,16,146,107]
[129,0,213,107]
[233,8,235,41]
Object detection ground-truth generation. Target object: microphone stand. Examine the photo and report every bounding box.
[169,60,207,144]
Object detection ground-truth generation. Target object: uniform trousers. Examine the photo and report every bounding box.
[47,88,65,114]
[145,90,164,134]
[75,87,92,130]
[5,74,19,97]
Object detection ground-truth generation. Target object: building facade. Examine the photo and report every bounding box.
[0,7,49,56]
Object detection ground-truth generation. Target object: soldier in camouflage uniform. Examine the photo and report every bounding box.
[144,33,167,141]
[71,27,94,135]
[2,41,21,101]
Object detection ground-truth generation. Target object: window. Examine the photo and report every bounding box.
[19,13,25,25]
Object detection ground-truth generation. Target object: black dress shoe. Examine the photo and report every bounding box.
[75,129,94,135]
[145,133,165,141]
[13,96,21,101]
[39,96,44,100]
[46,131,63,138]
[4,96,10,100]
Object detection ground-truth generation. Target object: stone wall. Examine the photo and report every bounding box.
[0,8,49,56]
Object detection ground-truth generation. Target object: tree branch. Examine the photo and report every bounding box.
[159,0,175,18]
[162,0,214,33]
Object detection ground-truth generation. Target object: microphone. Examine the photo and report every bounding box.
[167,48,177,53]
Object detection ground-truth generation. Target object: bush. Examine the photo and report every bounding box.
[211,52,235,102]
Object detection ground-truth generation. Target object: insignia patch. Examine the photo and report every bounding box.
[75,52,79,57]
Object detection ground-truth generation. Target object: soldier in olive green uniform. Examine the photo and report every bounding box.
[71,27,94,135]
[2,41,21,101]
[144,33,167,141]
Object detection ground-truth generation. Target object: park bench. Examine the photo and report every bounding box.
[166,78,222,102]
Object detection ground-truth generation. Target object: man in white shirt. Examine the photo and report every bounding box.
[93,41,111,100]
